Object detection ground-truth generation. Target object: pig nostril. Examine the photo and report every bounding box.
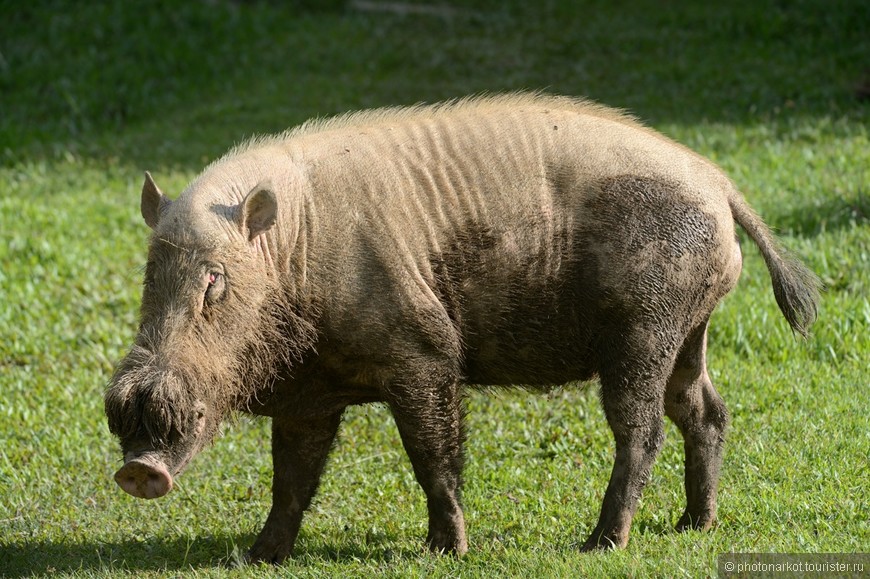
[115,456,173,499]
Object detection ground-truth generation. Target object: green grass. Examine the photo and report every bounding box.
[1,0,868,576]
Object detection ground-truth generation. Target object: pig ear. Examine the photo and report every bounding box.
[141,171,171,229]
[239,182,278,241]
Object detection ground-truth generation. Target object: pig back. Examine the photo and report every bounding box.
[285,97,735,386]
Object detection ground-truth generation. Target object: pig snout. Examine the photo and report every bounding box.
[114,454,173,499]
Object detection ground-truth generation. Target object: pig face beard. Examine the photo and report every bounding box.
[105,277,316,458]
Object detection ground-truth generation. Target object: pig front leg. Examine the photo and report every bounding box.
[247,412,342,565]
[386,373,468,555]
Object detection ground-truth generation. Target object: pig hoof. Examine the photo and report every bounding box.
[245,549,289,566]
[245,550,287,566]
[426,532,468,556]
[675,510,716,532]
[579,530,626,552]
[246,538,292,566]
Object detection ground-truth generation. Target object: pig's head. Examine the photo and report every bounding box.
[106,171,304,499]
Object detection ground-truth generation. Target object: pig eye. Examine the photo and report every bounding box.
[205,271,226,304]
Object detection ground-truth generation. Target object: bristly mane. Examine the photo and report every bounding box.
[220,92,648,161]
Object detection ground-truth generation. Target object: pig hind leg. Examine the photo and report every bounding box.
[665,318,729,531]
[385,364,468,555]
[580,328,672,551]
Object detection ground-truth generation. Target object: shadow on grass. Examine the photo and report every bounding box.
[0,534,237,576]
[0,532,418,575]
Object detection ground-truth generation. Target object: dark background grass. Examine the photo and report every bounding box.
[3,0,868,168]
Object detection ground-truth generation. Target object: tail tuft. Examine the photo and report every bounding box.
[767,249,821,338]
[729,190,821,338]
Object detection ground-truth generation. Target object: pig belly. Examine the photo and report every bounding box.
[457,289,599,387]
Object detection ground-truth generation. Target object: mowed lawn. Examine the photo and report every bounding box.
[1,1,867,576]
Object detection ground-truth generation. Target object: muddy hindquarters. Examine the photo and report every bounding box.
[572,175,740,549]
